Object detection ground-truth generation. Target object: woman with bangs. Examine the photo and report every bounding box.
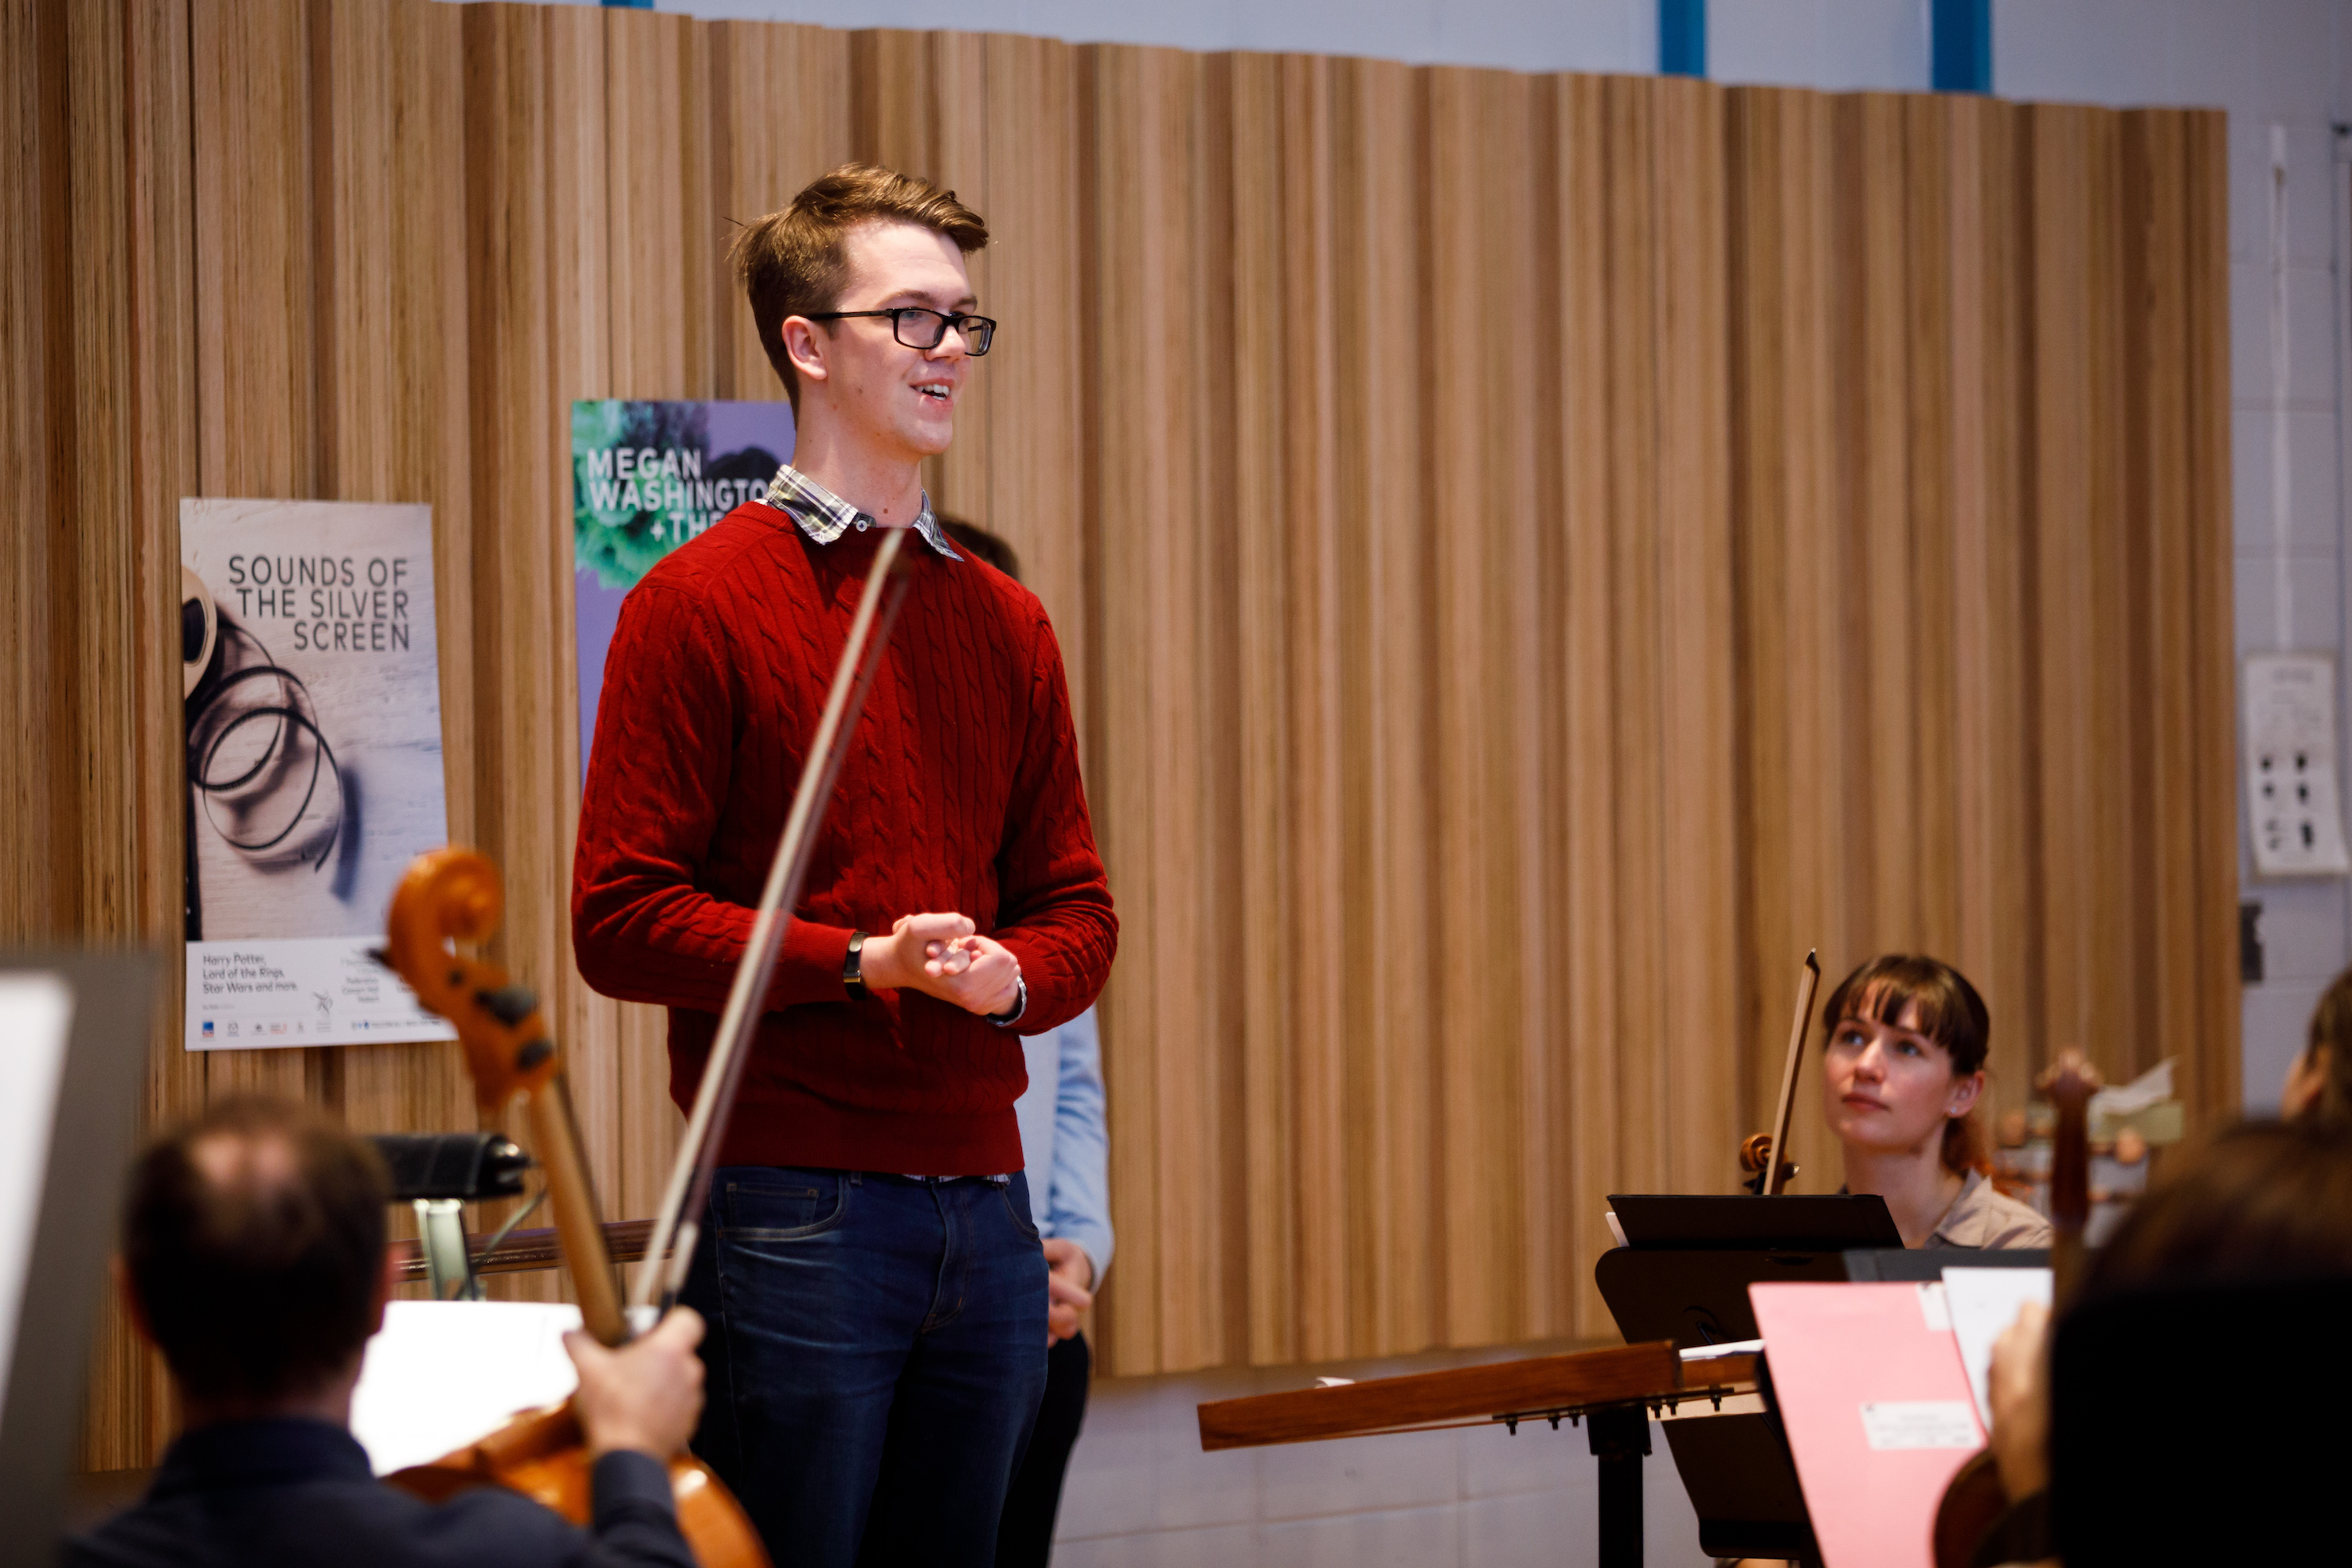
[1821,954,2051,1249]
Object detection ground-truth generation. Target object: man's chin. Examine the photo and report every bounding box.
[901,420,956,457]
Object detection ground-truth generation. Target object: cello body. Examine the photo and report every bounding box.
[389,1403,767,1567]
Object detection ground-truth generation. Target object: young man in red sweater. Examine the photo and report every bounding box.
[571,165,1117,1566]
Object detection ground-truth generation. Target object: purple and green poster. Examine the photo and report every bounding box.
[571,399,793,781]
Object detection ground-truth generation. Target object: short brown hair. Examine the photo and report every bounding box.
[730,163,988,411]
[2301,967,2352,1126]
[1822,954,1992,1175]
[2085,1119,2352,1297]
[124,1097,389,1403]
[937,515,1021,581]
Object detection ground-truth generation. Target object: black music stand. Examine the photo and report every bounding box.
[1841,1244,2050,1280]
[0,953,157,1568]
[1594,1193,1903,1565]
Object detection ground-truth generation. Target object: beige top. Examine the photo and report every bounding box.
[1925,1168,2053,1250]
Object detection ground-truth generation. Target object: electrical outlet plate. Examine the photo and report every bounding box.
[2244,653,2352,878]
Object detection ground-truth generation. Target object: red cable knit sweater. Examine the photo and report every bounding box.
[570,502,1117,1175]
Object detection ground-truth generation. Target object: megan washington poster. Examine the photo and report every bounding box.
[573,398,794,782]
[179,498,456,1052]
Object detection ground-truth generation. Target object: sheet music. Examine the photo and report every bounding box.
[1941,1266,2053,1429]
[350,1300,582,1475]
[0,974,74,1428]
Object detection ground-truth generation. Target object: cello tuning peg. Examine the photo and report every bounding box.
[477,983,538,1026]
[515,1038,553,1072]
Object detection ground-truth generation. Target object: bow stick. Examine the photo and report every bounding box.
[632,528,914,1320]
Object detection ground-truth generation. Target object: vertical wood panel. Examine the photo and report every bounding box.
[708,22,851,401]
[1904,96,1962,961]
[1949,95,2042,1114]
[976,35,1086,725]
[1088,42,1225,1371]
[2123,109,2198,1091]
[188,0,315,1109]
[309,0,477,1166]
[1221,49,1298,1365]
[2182,109,2240,1120]
[2027,105,2105,1072]
[1602,75,1670,1210]
[1332,56,1436,1356]
[1556,69,1618,1336]
[1650,76,1739,1198]
[1426,65,1529,1347]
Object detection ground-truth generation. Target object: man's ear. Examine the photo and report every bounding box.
[782,318,830,389]
[114,1257,157,1350]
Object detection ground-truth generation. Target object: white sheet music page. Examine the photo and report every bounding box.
[1941,1266,2053,1429]
[350,1299,583,1475]
[0,973,75,1426]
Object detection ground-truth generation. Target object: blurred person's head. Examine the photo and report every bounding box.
[121,1097,392,1420]
[937,517,1020,581]
[1819,954,1990,1175]
[2282,967,2352,1125]
[2083,1118,2352,1299]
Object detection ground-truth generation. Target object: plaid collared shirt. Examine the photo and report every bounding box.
[763,463,965,561]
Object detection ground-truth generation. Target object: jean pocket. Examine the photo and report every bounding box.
[719,1173,851,1241]
[996,1179,1042,1245]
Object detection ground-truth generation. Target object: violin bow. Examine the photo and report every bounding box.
[1760,949,1820,1195]
[632,527,914,1321]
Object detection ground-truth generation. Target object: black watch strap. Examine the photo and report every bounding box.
[843,930,868,999]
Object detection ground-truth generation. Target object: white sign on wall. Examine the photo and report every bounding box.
[2244,653,2352,878]
[179,499,457,1050]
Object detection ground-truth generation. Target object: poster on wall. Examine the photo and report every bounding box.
[573,399,794,783]
[179,498,457,1051]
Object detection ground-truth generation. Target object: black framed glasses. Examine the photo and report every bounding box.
[806,306,996,356]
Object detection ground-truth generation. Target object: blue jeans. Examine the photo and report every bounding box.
[681,1167,1050,1567]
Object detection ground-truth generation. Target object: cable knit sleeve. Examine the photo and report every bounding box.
[571,582,853,1012]
[988,610,1117,1034]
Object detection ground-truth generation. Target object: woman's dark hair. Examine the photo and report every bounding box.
[1821,954,1992,1175]
[124,1097,389,1403]
[937,516,1021,581]
[2299,968,2352,1126]
[2084,1119,2352,1299]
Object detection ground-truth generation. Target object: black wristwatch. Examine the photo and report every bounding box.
[843,931,869,999]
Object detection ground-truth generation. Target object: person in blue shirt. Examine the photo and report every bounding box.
[938,518,1114,1568]
[997,1004,1113,1567]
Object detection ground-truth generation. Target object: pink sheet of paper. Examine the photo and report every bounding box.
[1749,1281,1985,1568]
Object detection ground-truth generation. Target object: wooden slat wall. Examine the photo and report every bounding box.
[2,1,2237,1460]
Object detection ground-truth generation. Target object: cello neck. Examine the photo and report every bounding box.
[527,1075,626,1346]
[2041,1050,2100,1301]
[381,847,629,1346]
